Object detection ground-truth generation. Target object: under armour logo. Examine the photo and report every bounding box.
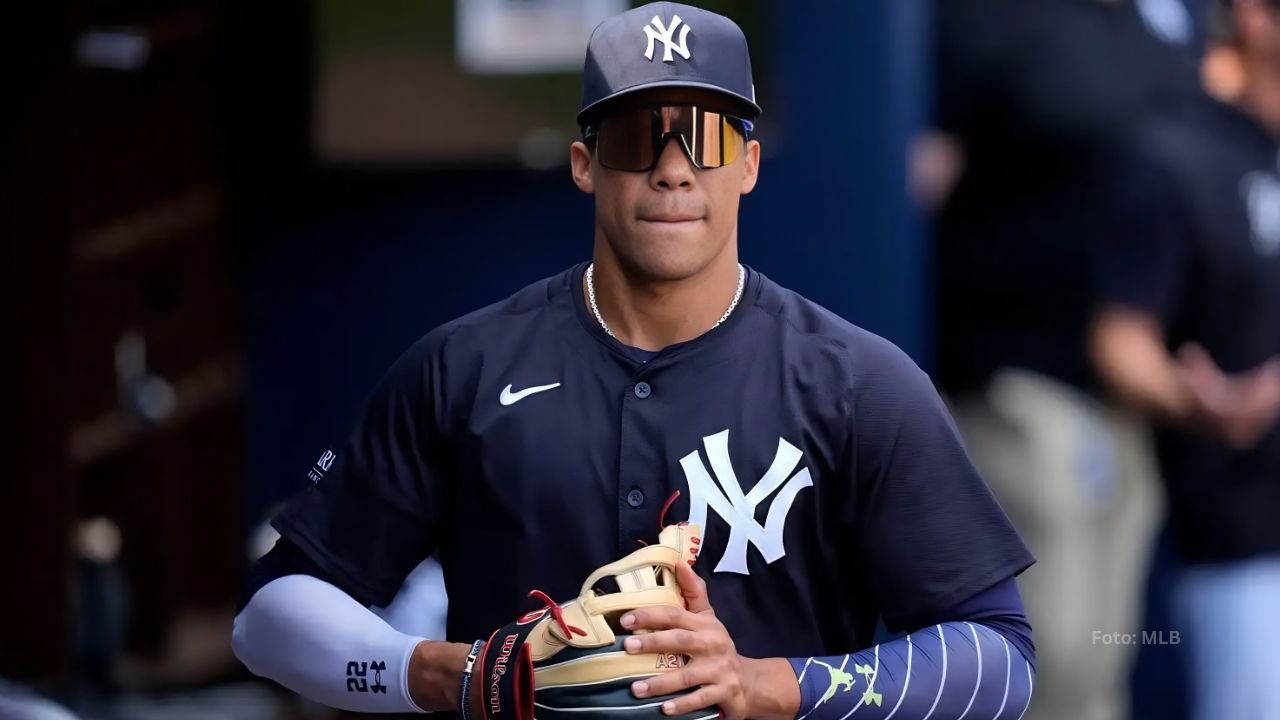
[346,660,388,694]
[855,663,881,707]
[644,14,692,63]
[680,430,813,574]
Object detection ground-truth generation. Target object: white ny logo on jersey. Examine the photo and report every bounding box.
[644,14,692,63]
[679,430,813,574]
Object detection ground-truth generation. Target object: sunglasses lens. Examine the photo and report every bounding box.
[691,110,742,169]
[597,110,655,171]
[594,106,745,172]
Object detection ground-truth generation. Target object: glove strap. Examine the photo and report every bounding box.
[478,618,539,720]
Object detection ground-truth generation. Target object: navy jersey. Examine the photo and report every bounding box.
[1098,97,1280,562]
[274,263,1032,658]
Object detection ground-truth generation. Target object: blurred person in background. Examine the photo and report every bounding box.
[922,0,1204,719]
[1090,0,1280,717]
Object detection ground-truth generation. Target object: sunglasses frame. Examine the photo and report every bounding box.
[582,104,752,173]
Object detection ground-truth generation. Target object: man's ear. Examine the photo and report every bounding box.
[740,139,761,195]
[570,141,595,194]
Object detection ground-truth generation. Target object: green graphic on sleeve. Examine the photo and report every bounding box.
[812,659,855,707]
[855,663,882,707]
[806,656,881,711]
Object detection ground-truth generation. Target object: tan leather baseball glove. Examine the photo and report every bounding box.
[477,522,712,720]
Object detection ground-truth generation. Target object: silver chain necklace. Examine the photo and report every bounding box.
[586,262,746,340]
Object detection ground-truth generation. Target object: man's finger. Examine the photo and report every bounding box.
[621,604,697,632]
[622,627,702,655]
[1179,342,1218,373]
[654,685,724,718]
[631,663,712,698]
[676,560,713,615]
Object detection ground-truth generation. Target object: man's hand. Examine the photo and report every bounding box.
[1177,343,1280,449]
[1090,308,1280,448]
[621,562,746,719]
[619,562,799,720]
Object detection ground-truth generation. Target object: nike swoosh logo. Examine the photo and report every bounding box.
[499,382,561,406]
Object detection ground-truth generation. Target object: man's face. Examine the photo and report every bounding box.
[570,88,761,282]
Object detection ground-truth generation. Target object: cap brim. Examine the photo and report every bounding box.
[577,80,761,125]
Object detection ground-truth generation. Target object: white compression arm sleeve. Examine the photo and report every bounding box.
[232,574,429,713]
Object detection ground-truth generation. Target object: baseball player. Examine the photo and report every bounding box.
[232,4,1036,719]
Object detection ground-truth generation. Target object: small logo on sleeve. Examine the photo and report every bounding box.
[346,660,387,694]
[308,449,337,483]
[796,656,880,719]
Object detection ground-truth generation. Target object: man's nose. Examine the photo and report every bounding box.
[649,134,696,189]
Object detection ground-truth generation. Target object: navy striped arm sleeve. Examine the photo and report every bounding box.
[789,621,1033,720]
[787,577,1035,720]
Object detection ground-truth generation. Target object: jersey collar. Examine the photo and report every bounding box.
[556,261,765,370]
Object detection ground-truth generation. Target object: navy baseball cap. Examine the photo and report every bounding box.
[578,2,760,126]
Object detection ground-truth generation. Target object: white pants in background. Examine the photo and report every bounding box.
[953,368,1161,720]
[1174,556,1280,720]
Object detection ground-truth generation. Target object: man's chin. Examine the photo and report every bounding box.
[617,254,715,284]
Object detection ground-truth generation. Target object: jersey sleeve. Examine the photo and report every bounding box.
[1095,147,1194,323]
[271,328,458,608]
[846,337,1034,632]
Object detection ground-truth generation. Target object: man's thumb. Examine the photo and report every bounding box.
[675,558,713,614]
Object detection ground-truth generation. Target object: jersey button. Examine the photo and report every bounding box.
[633,381,652,399]
[626,488,645,508]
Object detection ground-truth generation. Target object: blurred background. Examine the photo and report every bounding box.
[4,0,1271,718]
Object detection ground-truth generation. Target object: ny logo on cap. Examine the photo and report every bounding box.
[644,14,692,63]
